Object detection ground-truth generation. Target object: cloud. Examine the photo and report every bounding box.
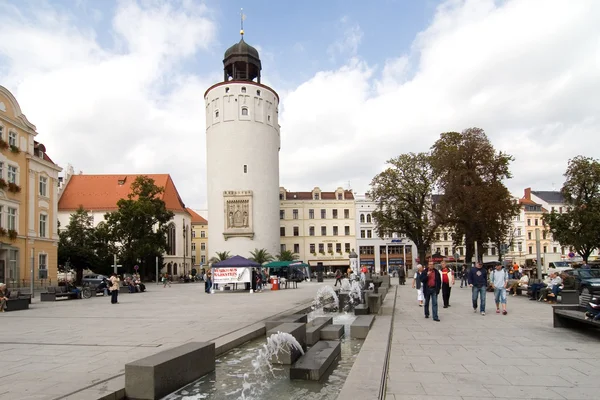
[279,0,600,197]
[0,0,216,209]
[327,16,364,61]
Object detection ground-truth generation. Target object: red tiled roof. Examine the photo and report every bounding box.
[519,197,538,206]
[283,190,355,200]
[58,174,187,212]
[186,208,208,224]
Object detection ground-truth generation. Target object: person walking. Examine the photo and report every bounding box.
[440,261,455,308]
[412,264,424,306]
[109,273,120,304]
[162,273,171,288]
[460,265,468,288]
[334,269,343,287]
[491,264,508,315]
[398,267,406,285]
[419,261,441,321]
[468,262,488,315]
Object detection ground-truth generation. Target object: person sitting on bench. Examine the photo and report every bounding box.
[540,272,562,303]
[510,273,529,296]
[585,296,600,321]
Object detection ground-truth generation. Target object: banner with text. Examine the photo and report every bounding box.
[212,267,251,285]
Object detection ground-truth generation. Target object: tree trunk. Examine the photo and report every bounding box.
[418,245,427,267]
[465,237,474,265]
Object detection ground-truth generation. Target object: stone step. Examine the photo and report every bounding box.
[265,313,308,331]
[290,340,341,381]
[266,322,307,365]
[354,304,370,315]
[306,317,333,345]
[350,315,375,339]
[320,324,344,340]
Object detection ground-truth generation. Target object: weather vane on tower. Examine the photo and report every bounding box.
[240,8,246,37]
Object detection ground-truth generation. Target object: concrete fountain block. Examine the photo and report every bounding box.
[350,315,375,339]
[305,317,333,346]
[354,304,370,315]
[367,293,382,314]
[266,322,307,364]
[338,292,351,311]
[320,324,344,340]
[264,313,308,331]
[290,340,341,381]
[125,342,215,400]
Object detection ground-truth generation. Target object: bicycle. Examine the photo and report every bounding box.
[82,285,93,299]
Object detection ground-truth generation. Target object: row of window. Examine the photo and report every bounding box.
[191,242,207,251]
[359,214,372,223]
[0,161,49,196]
[0,206,48,237]
[280,192,346,201]
[191,230,206,238]
[359,245,411,255]
[280,225,351,237]
[279,242,352,254]
[280,208,351,220]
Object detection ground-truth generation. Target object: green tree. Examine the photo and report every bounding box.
[249,248,274,265]
[104,176,174,275]
[209,251,231,264]
[58,206,98,283]
[370,152,441,265]
[544,156,600,263]
[91,221,118,276]
[430,127,517,263]
[276,250,299,261]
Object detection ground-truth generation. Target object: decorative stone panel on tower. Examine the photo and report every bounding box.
[223,190,253,240]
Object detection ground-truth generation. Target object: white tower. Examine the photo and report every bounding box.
[205,32,281,260]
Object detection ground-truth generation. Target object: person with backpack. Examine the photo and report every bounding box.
[491,264,509,315]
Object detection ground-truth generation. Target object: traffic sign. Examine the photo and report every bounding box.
[568,252,575,258]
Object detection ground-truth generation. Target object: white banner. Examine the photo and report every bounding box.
[212,267,251,285]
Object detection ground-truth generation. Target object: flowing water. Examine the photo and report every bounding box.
[163,313,361,400]
[312,285,339,311]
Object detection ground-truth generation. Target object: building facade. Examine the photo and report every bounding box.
[354,194,416,274]
[188,208,208,269]
[0,85,62,288]
[205,34,281,261]
[57,169,192,276]
[279,187,356,272]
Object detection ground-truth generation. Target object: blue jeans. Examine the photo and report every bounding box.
[460,277,468,287]
[424,287,439,320]
[494,288,507,305]
[472,286,486,312]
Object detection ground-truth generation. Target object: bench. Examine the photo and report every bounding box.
[553,304,600,331]
[125,342,215,400]
[350,315,375,339]
[40,286,79,301]
[6,291,30,311]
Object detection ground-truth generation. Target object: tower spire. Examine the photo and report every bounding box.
[240,8,246,37]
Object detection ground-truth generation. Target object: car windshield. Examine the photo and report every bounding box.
[579,270,600,279]
[552,262,569,268]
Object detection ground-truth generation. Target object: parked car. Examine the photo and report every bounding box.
[82,274,108,287]
[563,268,600,295]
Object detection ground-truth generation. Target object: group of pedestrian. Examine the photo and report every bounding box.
[412,261,510,321]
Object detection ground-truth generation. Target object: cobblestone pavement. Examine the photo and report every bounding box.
[0,281,323,400]
[386,282,600,400]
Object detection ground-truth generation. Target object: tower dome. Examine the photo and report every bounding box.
[223,37,262,83]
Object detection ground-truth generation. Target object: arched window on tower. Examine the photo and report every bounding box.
[241,107,248,116]
[360,214,365,223]
[167,223,176,255]
[366,214,372,223]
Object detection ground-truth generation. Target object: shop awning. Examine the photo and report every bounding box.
[308,260,350,267]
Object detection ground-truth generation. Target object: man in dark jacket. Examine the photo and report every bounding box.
[469,262,488,315]
[420,260,442,321]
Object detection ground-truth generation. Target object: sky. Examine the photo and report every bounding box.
[1,0,599,212]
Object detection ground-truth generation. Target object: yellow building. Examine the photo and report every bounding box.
[520,189,551,262]
[187,208,208,270]
[279,187,356,272]
[0,86,62,288]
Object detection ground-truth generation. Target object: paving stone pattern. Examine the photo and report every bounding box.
[386,283,600,400]
[0,281,321,400]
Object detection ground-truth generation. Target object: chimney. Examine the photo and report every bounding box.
[524,187,531,200]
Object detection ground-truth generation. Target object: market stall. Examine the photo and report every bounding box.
[211,255,260,292]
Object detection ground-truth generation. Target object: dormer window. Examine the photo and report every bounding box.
[39,151,44,160]
[118,178,126,185]
[215,110,219,118]
[225,87,230,93]
[241,87,246,93]
[241,107,248,116]
[257,90,261,96]
[314,193,319,200]
[337,193,343,200]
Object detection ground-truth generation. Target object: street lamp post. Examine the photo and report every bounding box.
[182,219,188,276]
